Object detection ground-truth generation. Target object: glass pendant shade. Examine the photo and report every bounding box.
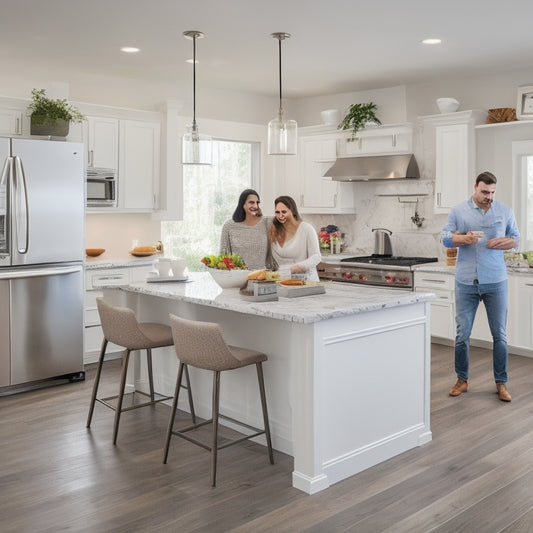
[181,30,212,165]
[268,109,297,155]
[268,32,297,156]
[182,122,212,165]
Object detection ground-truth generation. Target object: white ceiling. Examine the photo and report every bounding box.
[2,0,533,99]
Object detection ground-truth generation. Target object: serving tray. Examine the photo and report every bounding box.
[277,283,326,298]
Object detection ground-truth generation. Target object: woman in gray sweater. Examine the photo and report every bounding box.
[219,189,273,270]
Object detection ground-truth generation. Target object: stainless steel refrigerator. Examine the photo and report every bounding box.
[0,137,85,390]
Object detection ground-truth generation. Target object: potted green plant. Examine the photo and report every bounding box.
[27,88,85,137]
[338,102,381,140]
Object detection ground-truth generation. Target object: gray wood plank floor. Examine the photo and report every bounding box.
[1,343,533,533]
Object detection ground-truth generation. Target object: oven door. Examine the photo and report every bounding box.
[318,262,414,290]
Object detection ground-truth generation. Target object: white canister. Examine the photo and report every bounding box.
[153,257,172,277]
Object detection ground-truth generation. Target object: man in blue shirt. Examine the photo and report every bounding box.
[442,171,520,402]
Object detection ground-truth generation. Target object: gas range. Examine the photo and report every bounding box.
[318,255,438,290]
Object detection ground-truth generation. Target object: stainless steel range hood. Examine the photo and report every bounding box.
[324,154,420,181]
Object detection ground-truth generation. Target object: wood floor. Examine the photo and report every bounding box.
[2,344,533,532]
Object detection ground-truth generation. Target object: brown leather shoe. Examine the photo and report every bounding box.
[449,379,468,396]
[497,383,512,402]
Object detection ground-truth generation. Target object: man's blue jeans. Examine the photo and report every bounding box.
[454,279,509,384]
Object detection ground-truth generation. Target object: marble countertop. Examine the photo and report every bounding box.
[113,272,435,324]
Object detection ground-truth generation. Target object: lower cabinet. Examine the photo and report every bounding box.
[414,272,455,340]
[508,274,533,351]
[415,270,533,355]
[84,265,152,363]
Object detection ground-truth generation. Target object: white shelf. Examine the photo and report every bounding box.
[475,119,533,130]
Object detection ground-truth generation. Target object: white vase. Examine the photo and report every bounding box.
[321,109,340,126]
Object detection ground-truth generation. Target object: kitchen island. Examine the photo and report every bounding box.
[103,273,435,494]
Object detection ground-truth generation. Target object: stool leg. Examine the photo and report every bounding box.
[163,361,185,464]
[86,339,108,428]
[256,362,274,464]
[112,349,131,445]
[211,370,221,487]
[146,348,155,401]
[183,364,196,423]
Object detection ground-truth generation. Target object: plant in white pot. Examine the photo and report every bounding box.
[27,88,85,137]
[338,102,381,140]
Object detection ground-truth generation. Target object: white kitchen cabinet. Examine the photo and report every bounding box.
[420,111,486,214]
[0,107,24,136]
[87,116,119,170]
[508,274,533,351]
[414,271,455,340]
[118,120,160,210]
[294,128,356,214]
[339,124,413,156]
[84,265,152,363]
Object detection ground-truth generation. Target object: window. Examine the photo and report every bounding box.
[162,139,258,270]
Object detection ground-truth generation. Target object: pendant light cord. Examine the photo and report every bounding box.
[278,37,282,111]
[192,34,197,127]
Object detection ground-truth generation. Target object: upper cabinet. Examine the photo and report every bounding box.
[119,120,160,211]
[68,111,161,213]
[339,123,413,156]
[420,111,487,214]
[280,123,414,214]
[87,116,119,170]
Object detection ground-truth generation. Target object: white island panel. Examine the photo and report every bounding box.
[103,273,433,494]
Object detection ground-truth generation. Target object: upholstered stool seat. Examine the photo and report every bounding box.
[86,298,195,444]
[163,314,274,486]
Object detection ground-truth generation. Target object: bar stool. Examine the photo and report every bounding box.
[86,298,195,444]
[163,314,274,486]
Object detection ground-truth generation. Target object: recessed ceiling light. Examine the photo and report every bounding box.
[121,47,140,53]
[186,59,199,64]
[421,38,442,45]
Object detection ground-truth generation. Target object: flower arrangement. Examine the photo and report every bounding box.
[318,225,341,252]
[201,253,246,270]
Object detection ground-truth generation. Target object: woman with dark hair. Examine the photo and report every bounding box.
[269,195,321,281]
[219,189,273,270]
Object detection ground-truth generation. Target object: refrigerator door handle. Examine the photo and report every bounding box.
[0,265,82,280]
[13,156,29,254]
[0,156,12,186]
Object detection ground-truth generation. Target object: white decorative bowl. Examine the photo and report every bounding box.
[321,109,340,126]
[437,98,460,114]
[208,268,249,289]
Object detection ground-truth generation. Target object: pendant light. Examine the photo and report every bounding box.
[182,30,212,165]
[267,32,297,155]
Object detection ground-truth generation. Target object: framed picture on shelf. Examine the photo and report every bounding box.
[517,85,533,119]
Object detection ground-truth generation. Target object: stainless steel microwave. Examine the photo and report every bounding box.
[86,168,117,207]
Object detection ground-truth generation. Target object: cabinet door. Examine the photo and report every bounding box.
[87,116,119,169]
[509,276,533,350]
[119,120,160,210]
[0,108,23,136]
[300,137,338,209]
[434,124,470,213]
[342,126,412,156]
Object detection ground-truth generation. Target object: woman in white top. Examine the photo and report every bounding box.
[219,189,274,270]
[269,195,321,281]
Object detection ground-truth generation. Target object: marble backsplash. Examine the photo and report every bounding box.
[302,179,449,260]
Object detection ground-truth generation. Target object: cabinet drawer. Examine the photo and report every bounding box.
[414,272,453,290]
[85,269,128,289]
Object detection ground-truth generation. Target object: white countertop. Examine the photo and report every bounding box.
[113,272,435,324]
